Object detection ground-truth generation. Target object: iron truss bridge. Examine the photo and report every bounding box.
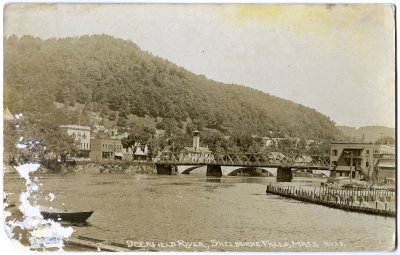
[155,151,330,169]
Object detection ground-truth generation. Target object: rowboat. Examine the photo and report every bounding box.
[40,207,94,223]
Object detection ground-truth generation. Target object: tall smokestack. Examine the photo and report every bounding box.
[193,130,200,151]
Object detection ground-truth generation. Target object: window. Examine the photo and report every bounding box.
[332,149,338,156]
[331,161,337,167]
[366,162,369,167]
[366,150,369,155]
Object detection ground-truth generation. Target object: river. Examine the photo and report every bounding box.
[4,172,395,252]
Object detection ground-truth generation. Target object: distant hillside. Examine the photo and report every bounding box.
[338,125,395,143]
[4,34,343,141]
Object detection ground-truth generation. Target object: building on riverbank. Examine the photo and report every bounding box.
[133,144,149,161]
[89,136,124,161]
[329,143,395,180]
[59,124,91,158]
[374,154,396,183]
[179,130,213,162]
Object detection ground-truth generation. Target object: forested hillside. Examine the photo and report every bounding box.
[338,126,395,144]
[4,34,343,142]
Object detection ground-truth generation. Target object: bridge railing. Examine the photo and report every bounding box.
[155,151,330,169]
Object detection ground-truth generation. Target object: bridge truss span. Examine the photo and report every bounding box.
[156,151,330,170]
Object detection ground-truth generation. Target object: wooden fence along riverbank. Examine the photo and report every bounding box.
[266,184,396,217]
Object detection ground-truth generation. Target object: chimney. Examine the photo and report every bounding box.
[193,130,200,151]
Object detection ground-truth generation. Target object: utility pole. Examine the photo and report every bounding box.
[349,152,353,183]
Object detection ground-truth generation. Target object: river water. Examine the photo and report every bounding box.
[4,172,395,252]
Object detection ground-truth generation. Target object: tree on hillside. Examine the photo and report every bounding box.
[307,141,330,155]
[201,130,231,153]
[43,129,77,161]
[165,129,192,153]
[230,135,263,153]
[121,125,155,156]
[3,121,19,160]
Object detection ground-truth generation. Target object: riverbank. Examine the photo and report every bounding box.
[4,160,157,175]
[266,184,396,217]
[71,161,157,175]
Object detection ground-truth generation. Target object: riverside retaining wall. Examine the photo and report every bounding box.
[266,184,396,217]
[65,161,157,175]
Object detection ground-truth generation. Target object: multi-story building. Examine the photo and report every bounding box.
[89,136,124,161]
[179,130,213,163]
[329,143,395,180]
[374,154,396,183]
[59,125,91,157]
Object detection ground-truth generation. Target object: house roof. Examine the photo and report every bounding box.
[269,152,286,158]
[377,158,395,169]
[332,142,388,146]
[59,124,91,131]
[181,146,212,153]
[155,129,165,135]
[111,132,129,140]
[295,155,313,163]
[377,163,395,169]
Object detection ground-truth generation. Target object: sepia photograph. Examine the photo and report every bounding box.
[2,2,396,252]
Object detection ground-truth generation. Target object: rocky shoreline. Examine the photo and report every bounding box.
[67,161,157,175]
[4,161,157,175]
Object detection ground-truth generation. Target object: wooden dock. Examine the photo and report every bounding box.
[266,184,395,217]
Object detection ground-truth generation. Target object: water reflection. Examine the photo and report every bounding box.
[205,177,222,183]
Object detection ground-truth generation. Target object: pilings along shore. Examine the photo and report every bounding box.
[266,184,396,217]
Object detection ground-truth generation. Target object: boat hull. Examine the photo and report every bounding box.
[41,211,94,223]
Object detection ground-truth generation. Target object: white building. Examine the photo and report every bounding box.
[59,124,91,157]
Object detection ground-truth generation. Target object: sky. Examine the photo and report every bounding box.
[3,3,396,128]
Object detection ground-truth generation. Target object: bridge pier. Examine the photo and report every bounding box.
[155,164,174,175]
[206,165,222,177]
[276,167,293,182]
